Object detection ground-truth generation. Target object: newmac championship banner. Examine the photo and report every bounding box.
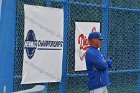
[22,5,63,84]
[75,22,100,71]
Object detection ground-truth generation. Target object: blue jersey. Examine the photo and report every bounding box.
[85,46,112,90]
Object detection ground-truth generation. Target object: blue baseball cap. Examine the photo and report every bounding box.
[88,32,103,40]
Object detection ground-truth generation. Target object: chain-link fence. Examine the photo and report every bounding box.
[0,0,140,93]
[108,0,140,93]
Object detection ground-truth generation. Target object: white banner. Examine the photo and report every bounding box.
[22,5,63,84]
[75,22,100,71]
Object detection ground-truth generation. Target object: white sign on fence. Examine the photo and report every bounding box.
[22,4,64,84]
[75,22,100,71]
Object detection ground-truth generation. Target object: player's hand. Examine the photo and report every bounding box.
[104,56,113,68]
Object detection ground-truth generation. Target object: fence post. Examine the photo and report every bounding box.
[138,22,140,93]
[0,0,2,20]
[0,0,16,93]
[59,0,70,93]
[102,0,110,56]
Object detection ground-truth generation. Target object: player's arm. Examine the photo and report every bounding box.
[86,52,108,71]
[104,56,113,68]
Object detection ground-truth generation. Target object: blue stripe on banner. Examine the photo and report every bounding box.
[37,48,62,50]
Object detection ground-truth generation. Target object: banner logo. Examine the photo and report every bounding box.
[78,26,96,61]
[24,30,37,59]
[78,34,89,61]
[24,30,63,59]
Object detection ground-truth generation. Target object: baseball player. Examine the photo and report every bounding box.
[85,32,113,93]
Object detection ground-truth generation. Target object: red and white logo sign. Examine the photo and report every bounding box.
[75,22,100,71]
[78,26,97,61]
